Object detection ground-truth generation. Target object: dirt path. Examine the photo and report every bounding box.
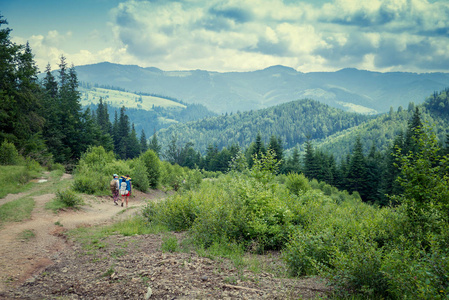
[0,173,155,293]
[0,174,331,299]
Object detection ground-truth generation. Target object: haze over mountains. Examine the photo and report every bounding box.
[74,62,449,115]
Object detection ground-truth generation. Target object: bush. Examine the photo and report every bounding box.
[325,235,389,298]
[130,158,149,192]
[160,161,185,191]
[56,189,83,208]
[285,172,311,195]
[140,149,160,189]
[0,140,19,165]
[72,171,109,194]
[282,229,335,277]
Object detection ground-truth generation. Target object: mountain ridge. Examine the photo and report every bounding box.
[74,62,449,114]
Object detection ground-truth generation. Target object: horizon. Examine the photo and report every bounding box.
[2,0,449,74]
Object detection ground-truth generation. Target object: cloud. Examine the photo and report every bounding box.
[13,0,449,73]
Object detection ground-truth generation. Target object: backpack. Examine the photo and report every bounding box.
[120,181,127,195]
[110,179,117,192]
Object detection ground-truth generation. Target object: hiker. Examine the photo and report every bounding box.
[119,175,132,208]
[110,174,120,205]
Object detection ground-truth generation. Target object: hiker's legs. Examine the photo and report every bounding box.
[125,195,128,208]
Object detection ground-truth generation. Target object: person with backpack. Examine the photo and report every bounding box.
[110,174,120,205]
[119,175,132,208]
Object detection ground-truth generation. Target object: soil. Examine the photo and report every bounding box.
[0,173,331,299]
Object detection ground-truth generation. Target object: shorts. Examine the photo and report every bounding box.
[122,191,131,197]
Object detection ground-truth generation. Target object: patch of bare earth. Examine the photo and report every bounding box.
[0,175,331,299]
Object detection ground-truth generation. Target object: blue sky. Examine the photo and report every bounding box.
[1,0,449,73]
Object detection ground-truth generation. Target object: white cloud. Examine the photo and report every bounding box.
[11,0,449,73]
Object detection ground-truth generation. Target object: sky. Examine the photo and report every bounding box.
[1,0,449,74]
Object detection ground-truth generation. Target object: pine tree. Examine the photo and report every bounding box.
[127,123,141,159]
[96,97,111,134]
[303,139,318,180]
[148,130,161,157]
[346,136,368,200]
[165,134,180,164]
[140,129,148,153]
[116,106,130,159]
[0,17,46,157]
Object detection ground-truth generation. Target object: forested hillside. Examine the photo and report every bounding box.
[74,62,449,114]
[156,99,373,154]
[317,97,449,160]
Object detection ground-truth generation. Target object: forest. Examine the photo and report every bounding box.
[1,14,449,299]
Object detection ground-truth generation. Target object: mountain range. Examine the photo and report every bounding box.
[74,62,449,114]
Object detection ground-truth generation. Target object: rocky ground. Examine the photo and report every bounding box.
[0,174,331,299]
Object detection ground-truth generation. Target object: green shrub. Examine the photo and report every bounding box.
[140,149,161,189]
[325,236,389,298]
[78,146,115,172]
[161,234,179,252]
[285,172,311,195]
[282,229,335,277]
[160,161,185,191]
[129,158,149,192]
[0,140,19,165]
[56,189,83,208]
[72,171,109,194]
[181,168,203,191]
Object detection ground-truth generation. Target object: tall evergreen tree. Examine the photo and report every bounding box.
[0,17,46,157]
[346,136,368,200]
[303,139,318,180]
[116,106,130,159]
[140,129,148,153]
[165,134,180,164]
[127,123,141,159]
[149,130,161,157]
[96,97,111,134]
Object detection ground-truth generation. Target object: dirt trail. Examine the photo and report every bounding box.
[0,174,331,299]
[0,173,155,293]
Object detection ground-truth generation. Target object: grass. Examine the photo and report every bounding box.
[66,215,170,253]
[17,229,36,241]
[79,87,186,111]
[0,165,36,199]
[0,197,35,226]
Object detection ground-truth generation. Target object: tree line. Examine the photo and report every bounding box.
[0,15,149,169]
[159,99,449,206]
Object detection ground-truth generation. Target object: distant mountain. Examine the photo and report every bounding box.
[155,98,373,155]
[74,62,449,114]
[154,89,449,162]
[79,85,216,135]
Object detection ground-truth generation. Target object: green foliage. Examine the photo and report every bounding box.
[0,140,19,165]
[129,158,149,192]
[157,99,371,156]
[390,126,449,238]
[0,197,35,226]
[55,189,84,208]
[161,234,179,253]
[0,162,43,198]
[72,170,109,195]
[285,172,311,195]
[145,171,294,252]
[140,149,161,188]
[159,161,186,191]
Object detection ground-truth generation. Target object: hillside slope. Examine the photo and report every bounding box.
[74,62,449,114]
[156,98,373,154]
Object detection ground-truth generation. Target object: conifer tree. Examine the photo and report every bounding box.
[140,129,148,153]
[346,136,368,200]
[116,106,130,159]
[127,123,141,159]
[149,130,161,157]
[303,139,318,180]
[0,17,46,157]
